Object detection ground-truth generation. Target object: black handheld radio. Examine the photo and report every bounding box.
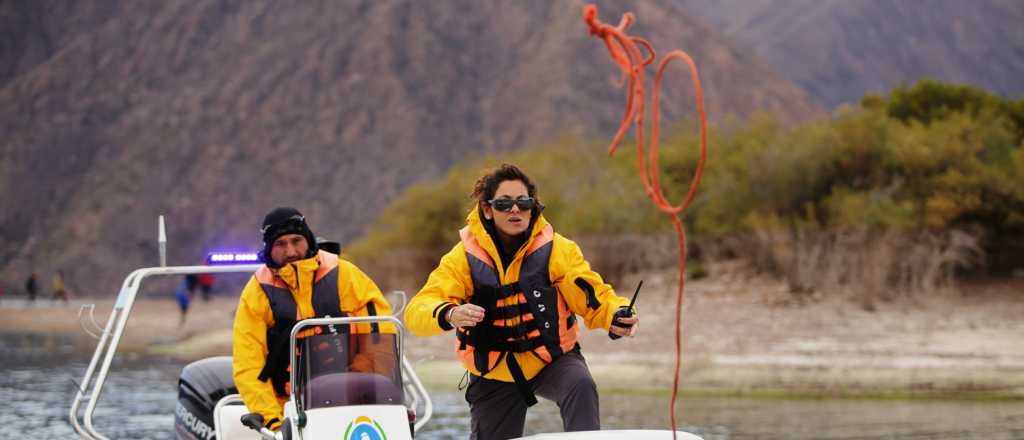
[608,280,642,340]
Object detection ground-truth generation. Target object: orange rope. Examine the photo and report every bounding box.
[583,5,707,438]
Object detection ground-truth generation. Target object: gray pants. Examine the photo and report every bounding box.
[466,350,600,440]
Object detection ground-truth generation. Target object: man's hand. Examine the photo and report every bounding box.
[447,304,485,328]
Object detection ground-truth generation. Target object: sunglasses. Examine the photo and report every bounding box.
[488,197,536,212]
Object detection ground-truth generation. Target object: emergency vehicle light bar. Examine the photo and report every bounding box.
[207,252,260,264]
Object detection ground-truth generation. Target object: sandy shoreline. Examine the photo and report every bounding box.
[4,270,1023,398]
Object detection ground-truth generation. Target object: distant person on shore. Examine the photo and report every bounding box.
[232,207,394,432]
[185,273,199,300]
[52,270,69,303]
[175,277,191,326]
[197,273,215,301]
[404,164,639,439]
[25,273,38,302]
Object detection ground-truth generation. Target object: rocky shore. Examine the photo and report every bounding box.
[4,270,1022,398]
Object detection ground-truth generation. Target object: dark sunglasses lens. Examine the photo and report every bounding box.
[491,197,535,212]
[515,198,535,210]
[492,199,515,212]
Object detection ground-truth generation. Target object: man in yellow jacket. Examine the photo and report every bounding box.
[232,207,393,432]
[405,164,639,440]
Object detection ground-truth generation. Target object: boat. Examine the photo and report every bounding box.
[69,220,704,439]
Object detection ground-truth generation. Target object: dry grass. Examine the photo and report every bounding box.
[726,227,984,309]
[575,233,681,284]
[357,226,985,312]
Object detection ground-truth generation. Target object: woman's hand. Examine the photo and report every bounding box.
[448,304,486,328]
[609,314,639,338]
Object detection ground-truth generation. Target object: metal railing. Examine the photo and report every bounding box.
[68,264,433,439]
[69,264,261,440]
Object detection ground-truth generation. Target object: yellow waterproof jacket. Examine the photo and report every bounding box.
[405,209,630,382]
[232,250,393,428]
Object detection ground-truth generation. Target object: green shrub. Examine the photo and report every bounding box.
[345,138,668,289]
[351,79,1024,291]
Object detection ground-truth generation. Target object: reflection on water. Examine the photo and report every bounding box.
[4,334,1024,439]
[417,387,1024,440]
[2,334,182,440]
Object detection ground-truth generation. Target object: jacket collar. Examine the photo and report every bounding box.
[271,252,321,292]
[466,207,549,271]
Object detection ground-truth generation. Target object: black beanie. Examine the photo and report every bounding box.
[260,207,317,267]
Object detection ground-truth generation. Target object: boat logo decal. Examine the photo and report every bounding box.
[343,415,387,440]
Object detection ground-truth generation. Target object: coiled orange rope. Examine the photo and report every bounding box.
[583,4,707,437]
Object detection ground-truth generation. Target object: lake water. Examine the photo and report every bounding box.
[4,334,1024,439]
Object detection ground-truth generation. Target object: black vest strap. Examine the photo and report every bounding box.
[468,327,506,376]
[258,318,296,397]
[505,354,538,407]
[366,301,380,332]
[492,320,540,340]
[493,302,532,320]
[475,282,521,301]
[457,328,546,353]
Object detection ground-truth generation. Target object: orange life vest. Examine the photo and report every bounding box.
[254,252,381,397]
[455,224,578,405]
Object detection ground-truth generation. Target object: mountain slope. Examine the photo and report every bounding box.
[676,0,1024,107]
[0,0,822,292]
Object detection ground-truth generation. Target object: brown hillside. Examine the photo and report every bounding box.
[677,0,1024,107]
[1,0,822,293]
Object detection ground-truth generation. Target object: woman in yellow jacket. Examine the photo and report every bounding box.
[405,164,639,439]
[233,207,393,432]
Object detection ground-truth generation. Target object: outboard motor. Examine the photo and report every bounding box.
[175,356,236,440]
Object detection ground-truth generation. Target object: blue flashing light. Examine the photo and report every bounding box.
[207,251,260,265]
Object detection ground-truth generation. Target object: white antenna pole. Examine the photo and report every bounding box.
[158,215,167,267]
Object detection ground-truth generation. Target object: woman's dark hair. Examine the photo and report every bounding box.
[471,163,537,203]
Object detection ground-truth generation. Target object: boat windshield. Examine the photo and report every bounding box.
[297,332,403,409]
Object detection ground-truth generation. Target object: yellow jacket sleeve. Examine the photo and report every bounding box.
[405,243,472,337]
[550,234,630,331]
[337,259,395,333]
[231,276,284,429]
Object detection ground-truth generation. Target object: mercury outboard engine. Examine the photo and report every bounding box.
[175,356,236,440]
